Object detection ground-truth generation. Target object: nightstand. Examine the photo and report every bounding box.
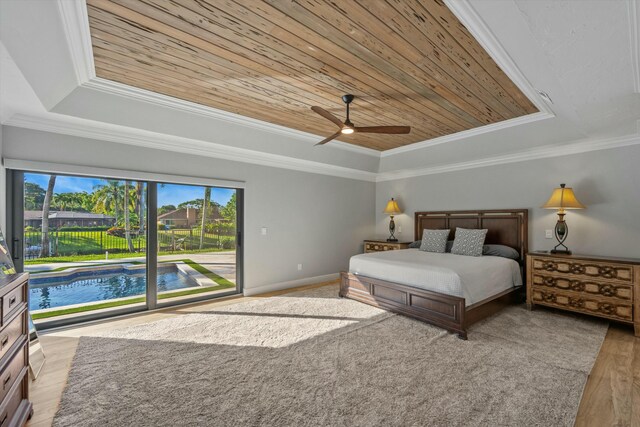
[526,252,640,336]
[364,239,411,253]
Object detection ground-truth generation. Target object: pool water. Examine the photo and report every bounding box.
[29,267,199,311]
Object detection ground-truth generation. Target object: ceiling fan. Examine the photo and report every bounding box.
[310,94,411,146]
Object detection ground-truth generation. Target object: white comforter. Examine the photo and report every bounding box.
[349,249,522,306]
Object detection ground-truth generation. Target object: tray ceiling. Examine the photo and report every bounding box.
[86,0,538,151]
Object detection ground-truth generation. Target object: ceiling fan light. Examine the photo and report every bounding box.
[341,127,354,134]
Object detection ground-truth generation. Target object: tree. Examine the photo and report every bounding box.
[51,192,90,212]
[199,187,211,249]
[178,199,203,210]
[24,182,46,210]
[93,180,122,223]
[221,192,237,223]
[124,180,134,252]
[40,175,56,257]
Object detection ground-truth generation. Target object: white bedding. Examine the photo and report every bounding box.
[349,249,522,306]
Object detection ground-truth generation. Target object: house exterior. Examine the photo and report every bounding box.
[157,206,222,228]
[24,211,116,228]
[157,207,199,228]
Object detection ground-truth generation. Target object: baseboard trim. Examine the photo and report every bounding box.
[243,273,339,297]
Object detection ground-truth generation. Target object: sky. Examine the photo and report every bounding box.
[25,173,235,207]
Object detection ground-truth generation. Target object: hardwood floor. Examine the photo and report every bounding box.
[26,282,640,427]
[575,324,640,427]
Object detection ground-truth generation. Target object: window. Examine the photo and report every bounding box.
[155,184,238,306]
[11,171,242,328]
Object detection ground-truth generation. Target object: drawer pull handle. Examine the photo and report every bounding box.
[2,373,10,390]
[0,336,8,348]
[8,296,16,307]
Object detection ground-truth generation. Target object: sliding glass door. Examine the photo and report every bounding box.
[9,170,242,328]
[22,172,148,322]
[154,183,239,306]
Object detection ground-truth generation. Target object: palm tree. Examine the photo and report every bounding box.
[40,175,57,258]
[92,180,122,223]
[199,187,211,249]
[124,181,135,252]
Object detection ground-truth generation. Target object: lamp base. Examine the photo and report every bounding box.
[550,249,572,255]
[386,238,398,242]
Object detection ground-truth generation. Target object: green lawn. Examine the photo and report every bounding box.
[25,248,234,265]
[25,229,234,260]
[31,258,236,320]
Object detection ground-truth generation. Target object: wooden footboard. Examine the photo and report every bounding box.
[341,272,468,337]
[340,272,521,339]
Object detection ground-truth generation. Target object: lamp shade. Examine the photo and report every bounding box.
[383,198,402,215]
[542,184,585,210]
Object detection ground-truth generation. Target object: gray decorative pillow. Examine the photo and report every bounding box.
[419,229,450,253]
[451,228,488,257]
[408,240,421,249]
[483,244,520,260]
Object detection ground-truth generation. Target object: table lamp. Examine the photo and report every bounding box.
[542,183,585,254]
[383,198,402,242]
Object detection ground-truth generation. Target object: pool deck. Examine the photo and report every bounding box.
[25,251,237,283]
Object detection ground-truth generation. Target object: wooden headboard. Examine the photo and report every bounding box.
[414,209,529,262]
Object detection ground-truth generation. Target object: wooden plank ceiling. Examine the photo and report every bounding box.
[87,0,538,151]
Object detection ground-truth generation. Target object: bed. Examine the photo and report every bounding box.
[340,209,528,339]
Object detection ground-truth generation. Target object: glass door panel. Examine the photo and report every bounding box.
[23,173,147,323]
[155,183,238,304]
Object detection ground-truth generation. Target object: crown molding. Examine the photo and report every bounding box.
[56,0,94,84]
[379,111,553,157]
[376,132,640,182]
[628,0,640,93]
[3,113,378,182]
[5,113,640,186]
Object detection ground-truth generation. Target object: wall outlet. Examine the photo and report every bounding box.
[297,263,303,271]
[545,229,553,239]
[261,227,268,236]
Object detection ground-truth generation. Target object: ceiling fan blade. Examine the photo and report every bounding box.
[311,106,343,128]
[354,126,411,134]
[315,131,342,146]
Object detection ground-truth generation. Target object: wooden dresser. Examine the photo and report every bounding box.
[363,240,410,253]
[526,252,640,336]
[0,273,32,426]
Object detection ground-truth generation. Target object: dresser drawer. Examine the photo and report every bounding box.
[365,243,392,252]
[0,368,26,427]
[531,274,633,300]
[1,284,25,326]
[364,242,407,253]
[531,257,634,284]
[531,288,633,322]
[0,314,25,364]
[0,344,27,405]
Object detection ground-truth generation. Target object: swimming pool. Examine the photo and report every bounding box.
[29,264,199,311]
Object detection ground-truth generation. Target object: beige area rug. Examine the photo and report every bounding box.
[53,285,607,426]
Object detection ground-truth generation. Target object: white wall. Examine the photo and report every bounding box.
[2,126,376,294]
[376,144,640,259]
[0,125,5,233]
